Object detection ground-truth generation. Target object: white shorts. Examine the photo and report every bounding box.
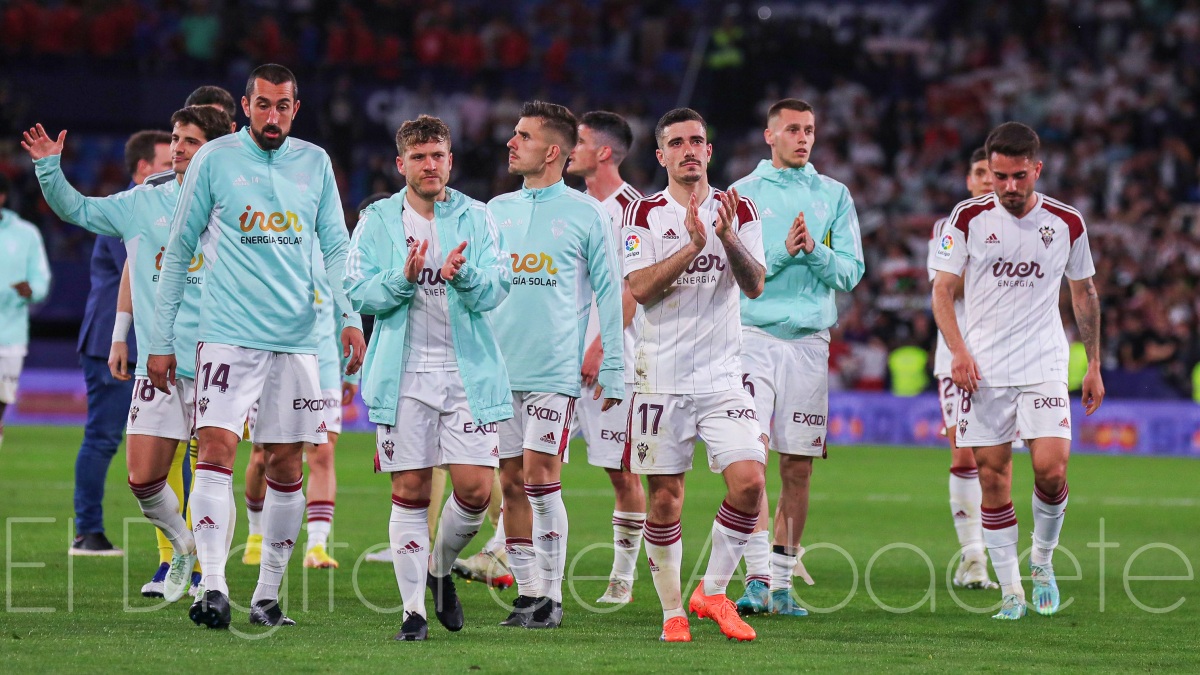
[374,370,499,472]
[0,355,22,404]
[322,388,343,436]
[935,375,960,435]
[624,389,766,475]
[194,342,326,445]
[498,391,575,460]
[954,382,1072,447]
[741,328,829,457]
[127,376,195,442]
[576,383,633,470]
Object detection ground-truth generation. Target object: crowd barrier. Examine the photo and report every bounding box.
[8,370,1199,457]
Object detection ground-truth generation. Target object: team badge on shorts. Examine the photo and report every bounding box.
[198,397,209,415]
[1040,225,1055,248]
[958,418,968,437]
[381,439,395,461]
[129,406,139,424]
[637,442,649,463]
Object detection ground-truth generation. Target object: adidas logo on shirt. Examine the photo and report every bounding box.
[540,432,556,444]
[154,216,168,227]
[194,516,217,531]
[233,175,249,187]
[397,540,424,555]
[762,207,775,217]
[985,233,1000,244]
[663,228,680,239]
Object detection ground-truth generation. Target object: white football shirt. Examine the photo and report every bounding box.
[622,186,765,394]
[401,208,456,371]
[581,182,642,384]
[926,215,966,377]
[929,192,1095,387]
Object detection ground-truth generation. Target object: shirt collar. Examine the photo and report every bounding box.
[752,158,818,183]
[519,179,567,202]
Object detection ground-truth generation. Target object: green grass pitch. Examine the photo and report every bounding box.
[1,426,1197,672]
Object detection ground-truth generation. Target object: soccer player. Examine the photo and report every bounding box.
[729,98,865,617]
[928,147,999,591]
[346,115,512,641]
[565,110,645,604]
[623,107,766,643]
[68,130,170,556]
[114,85,237,597]
[489,101,625,628]
[23,105,234,603]
[0,174,51,449]
[930,122,1104,620]
[147,64,365,629]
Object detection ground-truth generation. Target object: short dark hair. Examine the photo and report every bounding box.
[580,111,634,164]
[171,106,234,144]
[985,122,1040,161]
[245,63,298,100]
[767,98,815,123]
[186,85,237,120]
[969,147,987,165]
[520,101,578,148]
[396,115,452,154]
[654,108,706,147]
[124,129,172,177]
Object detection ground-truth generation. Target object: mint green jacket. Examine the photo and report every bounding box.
[731,160,865,339]
[344,188,513,426]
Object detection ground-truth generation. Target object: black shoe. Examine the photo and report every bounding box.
[189,590,231,629]
[499,595,540,627]
[394,611,428,641]
[526,599,563,629]
[426,573,464,632]
[69,532,124,557]
[249,599,296,627]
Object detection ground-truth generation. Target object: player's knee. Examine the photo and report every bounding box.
[1034,466,1067,495]
[454,486,492,511]
[307,446,333,472]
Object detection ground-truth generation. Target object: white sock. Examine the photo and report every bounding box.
[644,520,685,620]
[611,510,645,582]
[485,511,506,555]
[192,463,234,597]
[431,492,488,577]
[129,474,194,555]
[769,547,798,591]
[306,500,334,550]
[744,530,770,587]
[505,537,537,597]
[252,476,306,605]
[982,502,1023,598]
[245,494,264,537]
[389,496,431,619]
[949,467,985,558]
[526,482,567,603]
[703,500,758,596]
[1031,483,1069,566]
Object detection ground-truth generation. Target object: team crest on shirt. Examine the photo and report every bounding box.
[813,201,829,223]
[1039,225,1055,248]
[129,406,139,424]
[936,234,954,259]
[198,397,209,416]
[958,418,968,437]
[382,439,395,461]
[551,219,566,238]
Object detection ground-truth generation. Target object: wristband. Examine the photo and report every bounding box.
[112,311,133,342]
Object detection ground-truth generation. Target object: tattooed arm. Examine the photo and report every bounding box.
[1068,276,1105,415]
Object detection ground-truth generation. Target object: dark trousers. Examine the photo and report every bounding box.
[74,355,133,535]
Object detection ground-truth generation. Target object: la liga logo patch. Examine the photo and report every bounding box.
[935,234,954,259]
[624,233,641,252]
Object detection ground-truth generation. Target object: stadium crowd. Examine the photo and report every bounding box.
[0,0,1197,398]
